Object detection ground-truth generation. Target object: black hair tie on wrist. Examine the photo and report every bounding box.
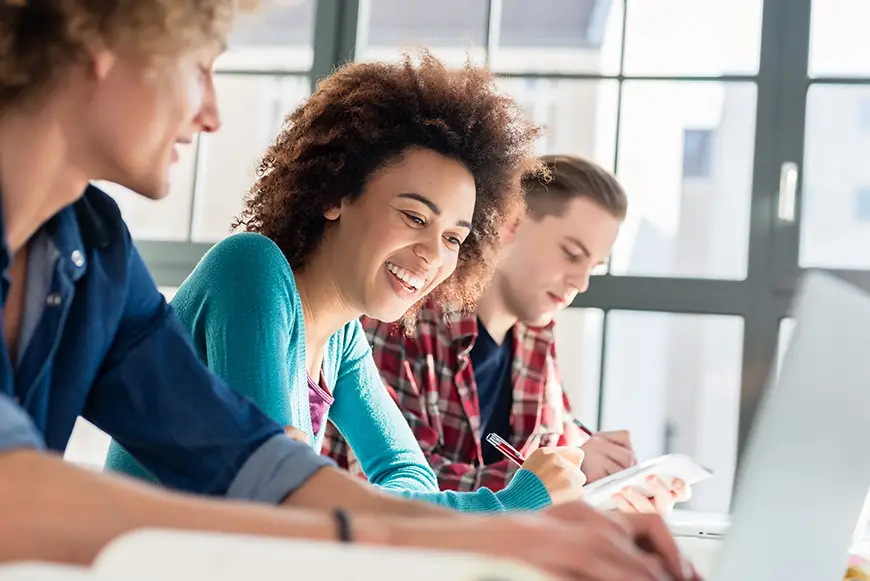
[333,508,352,543]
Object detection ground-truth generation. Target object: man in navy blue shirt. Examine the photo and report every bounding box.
[0,2,695,580]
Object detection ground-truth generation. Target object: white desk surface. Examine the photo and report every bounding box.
[668,509,870,577]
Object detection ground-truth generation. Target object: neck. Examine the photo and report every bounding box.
[0,103,89,254]
[475,278,518,346]
[293,241,360,353]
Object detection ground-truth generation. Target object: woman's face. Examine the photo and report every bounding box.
[324,147,476,322]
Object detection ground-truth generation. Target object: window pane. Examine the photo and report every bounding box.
[356,0,488,66]
[218,0,315,71]
[491,0,623,75]
[97,136,199,241]
[611,82,757,279]
[553,308,605,430]
[191,75,310,242]
[622,0,762,76]
[64,418,110,470]
[495,78,619,171]
[809,0,870,78]
[777,317,796,379]
[602,311,744,512]
[800,85,870,270]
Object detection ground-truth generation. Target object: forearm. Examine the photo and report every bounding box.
[0,450,390,565]
[282,465,453,518]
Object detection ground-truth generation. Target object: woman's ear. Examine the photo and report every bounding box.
[324,205,341,221]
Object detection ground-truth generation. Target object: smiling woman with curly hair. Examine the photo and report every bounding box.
[105,52,591,513]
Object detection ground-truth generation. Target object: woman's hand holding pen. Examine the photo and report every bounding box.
[520,447,588,505]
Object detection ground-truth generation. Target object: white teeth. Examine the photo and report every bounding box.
[386,261,425,291]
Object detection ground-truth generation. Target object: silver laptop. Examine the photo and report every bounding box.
[705,271,870,580]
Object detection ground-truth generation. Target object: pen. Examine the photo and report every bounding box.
[572,417,595,438]
[485,433,525,467]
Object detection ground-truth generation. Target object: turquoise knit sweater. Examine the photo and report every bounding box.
[104,233,551,513]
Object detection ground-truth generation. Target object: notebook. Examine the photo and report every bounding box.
[583,453,713,510]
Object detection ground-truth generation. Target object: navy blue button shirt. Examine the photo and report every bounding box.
[0,185,332,501]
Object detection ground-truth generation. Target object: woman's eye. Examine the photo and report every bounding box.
[403,212,425,226]
[444,235,462,248]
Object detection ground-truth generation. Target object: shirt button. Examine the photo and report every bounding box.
[71,250,85,268]
[46,293,62,307]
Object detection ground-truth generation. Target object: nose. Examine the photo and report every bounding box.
[413,232,444,268]
[196,81,222,134]
[567,268,592,295]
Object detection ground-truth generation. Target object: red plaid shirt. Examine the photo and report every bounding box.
[322,299,583,492]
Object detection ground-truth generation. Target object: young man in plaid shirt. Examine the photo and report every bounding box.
[325,155,690,512]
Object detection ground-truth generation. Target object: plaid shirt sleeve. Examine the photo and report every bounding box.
[363,318,520,493]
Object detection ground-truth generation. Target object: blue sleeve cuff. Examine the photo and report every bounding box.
[495,469,553,511]
[226,434,335,504]
[0,394,45,453]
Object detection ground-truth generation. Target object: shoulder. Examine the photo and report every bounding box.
[196,233,294,289]
[76,184,129,249]
[176,233,300,321]
[201,232,288,272]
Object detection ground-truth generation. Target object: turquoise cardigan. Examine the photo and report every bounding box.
[104,233,550,513]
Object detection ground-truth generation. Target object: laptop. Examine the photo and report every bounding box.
[689,271,870,579]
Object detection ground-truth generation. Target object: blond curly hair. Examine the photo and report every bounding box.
[0,0,254,112]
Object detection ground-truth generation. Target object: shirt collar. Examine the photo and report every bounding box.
[418,299,558,358]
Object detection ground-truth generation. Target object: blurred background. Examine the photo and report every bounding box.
[65,0,870,514]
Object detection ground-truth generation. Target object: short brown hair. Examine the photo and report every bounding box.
[0,0,247,113]
[233,52,543,317]
[523,154,628,220]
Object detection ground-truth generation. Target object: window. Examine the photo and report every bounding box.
[612,83,755,279]
[499,0,605,49]
[357,0,488,65]
[682,129,715,179]
[859,99,870,132]
[855,187,870,222]
[601,312,744,512]
[802,86,870,269]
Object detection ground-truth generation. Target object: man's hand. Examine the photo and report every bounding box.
[612,476,692,515]
[579,430,636,483]
[538,501,701,580]
[401,502,700,581]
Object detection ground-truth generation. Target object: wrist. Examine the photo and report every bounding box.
[344,513,397,547]
[332,508,352,542]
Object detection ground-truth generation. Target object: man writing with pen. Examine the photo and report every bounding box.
[325,154,691,513]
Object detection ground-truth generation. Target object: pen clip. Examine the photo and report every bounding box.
[485,433,525,467]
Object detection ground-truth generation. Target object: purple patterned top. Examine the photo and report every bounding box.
[307,374,334,437]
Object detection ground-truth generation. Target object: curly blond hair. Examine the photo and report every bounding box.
[0,0,253,112]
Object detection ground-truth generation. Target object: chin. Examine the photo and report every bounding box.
[522,311,556,329]
[363,301,410,324]
[141,179,171,200]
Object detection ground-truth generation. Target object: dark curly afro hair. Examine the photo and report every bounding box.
[233,51,544,318]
